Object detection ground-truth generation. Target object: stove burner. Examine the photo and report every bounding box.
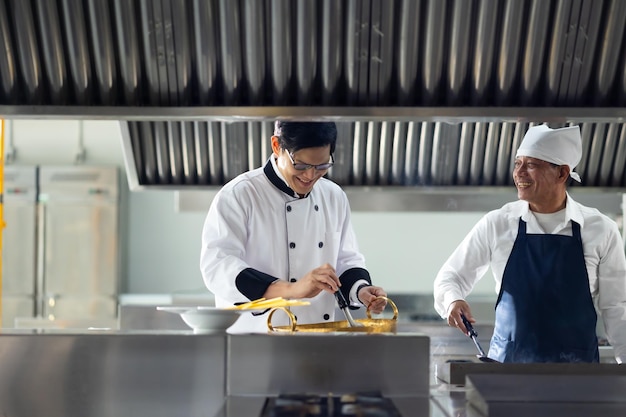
[261,392,402,417]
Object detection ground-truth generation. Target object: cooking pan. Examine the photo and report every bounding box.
[266,296,398,333]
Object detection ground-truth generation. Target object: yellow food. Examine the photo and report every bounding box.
[228,297,311,310]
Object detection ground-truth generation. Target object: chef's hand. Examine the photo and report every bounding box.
[289,263,341,299]
[447,300,475,335]
[358,286,387,314]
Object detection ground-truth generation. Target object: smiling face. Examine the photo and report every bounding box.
[272,136,332,197]
[513,156,569,213]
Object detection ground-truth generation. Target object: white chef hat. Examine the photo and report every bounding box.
[515,124,582,182]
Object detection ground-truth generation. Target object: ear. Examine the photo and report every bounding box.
[271,136,281,156]
[557,165,570,183]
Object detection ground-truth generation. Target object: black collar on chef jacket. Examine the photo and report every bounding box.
[263,158,310,199]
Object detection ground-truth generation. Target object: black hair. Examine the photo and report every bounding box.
[273,121,337,154]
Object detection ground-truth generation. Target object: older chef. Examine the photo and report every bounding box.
[200,121,387,333]
[434,124,626,363]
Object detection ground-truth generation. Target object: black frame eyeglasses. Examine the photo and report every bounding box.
[286,150,334,171]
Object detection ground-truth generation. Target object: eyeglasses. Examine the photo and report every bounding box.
[285,150,334,171]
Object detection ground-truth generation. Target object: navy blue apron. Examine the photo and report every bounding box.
[489,218,599,363]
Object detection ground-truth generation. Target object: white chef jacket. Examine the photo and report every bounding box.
[200,157,370,333]
[433,193,626,363]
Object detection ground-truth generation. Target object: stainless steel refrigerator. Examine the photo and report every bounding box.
[1,166,38,327]
[37,166,120,321]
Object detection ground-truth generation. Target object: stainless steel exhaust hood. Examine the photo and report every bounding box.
[2,0,626,211]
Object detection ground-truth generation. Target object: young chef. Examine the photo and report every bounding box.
[200,121,387,332]
[434,124,626,363]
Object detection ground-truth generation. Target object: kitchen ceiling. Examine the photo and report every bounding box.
[2,0,626,198]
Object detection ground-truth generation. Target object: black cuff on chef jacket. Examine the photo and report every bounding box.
[339,267,372,310]
[235,268,280,301]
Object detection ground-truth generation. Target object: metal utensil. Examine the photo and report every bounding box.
[460,314,499,363]
[335,290,364,327]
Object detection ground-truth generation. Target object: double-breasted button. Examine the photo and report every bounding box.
[290,242,296,249]
[289,278,297,283]
[323,314,330,320]
[318,242,323,248]
[286,205,292,212]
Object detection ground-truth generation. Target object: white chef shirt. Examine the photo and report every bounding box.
[200,157,370,333]
[433,193,626,363]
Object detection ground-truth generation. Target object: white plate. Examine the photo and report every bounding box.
[156,306,242,333]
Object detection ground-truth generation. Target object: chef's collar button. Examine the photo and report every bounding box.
[290,278,297,282]
[286,205,292,212]
[289,242,296,249]
[318,242,324,248]
[323,314,330,321]
[314,205,319,211]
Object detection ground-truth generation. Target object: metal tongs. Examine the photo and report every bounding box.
[335,290,364,327]
[460,314,499,363]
